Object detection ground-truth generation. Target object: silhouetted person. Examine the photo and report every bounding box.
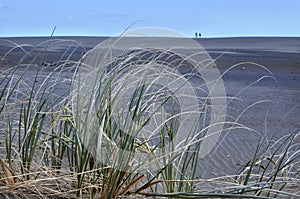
[199,33,202,38]
[195,32,198,38]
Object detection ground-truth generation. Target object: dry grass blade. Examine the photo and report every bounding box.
[134,179,164,194]
[115,165,130,192]
[0,158,18,184]
[117,174,145,196]
[102,165,133,198]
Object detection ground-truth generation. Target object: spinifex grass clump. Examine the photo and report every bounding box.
[0,38,88,197]
[0,34,299,199]
[73,31,228,197]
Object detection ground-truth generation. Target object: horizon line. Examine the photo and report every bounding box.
[1,35,300,39]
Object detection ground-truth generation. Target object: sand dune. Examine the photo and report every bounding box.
[0,36,299,178]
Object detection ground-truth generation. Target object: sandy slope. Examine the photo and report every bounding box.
[0,36,299,178]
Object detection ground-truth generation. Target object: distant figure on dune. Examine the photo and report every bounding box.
[199,33,202,38]
[195,32,198,38]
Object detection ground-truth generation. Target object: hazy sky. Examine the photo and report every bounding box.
[1,0,299,37]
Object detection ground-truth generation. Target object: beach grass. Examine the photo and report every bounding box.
[0,38,299,198]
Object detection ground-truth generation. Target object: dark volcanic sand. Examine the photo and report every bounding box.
[0,36,299,179]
